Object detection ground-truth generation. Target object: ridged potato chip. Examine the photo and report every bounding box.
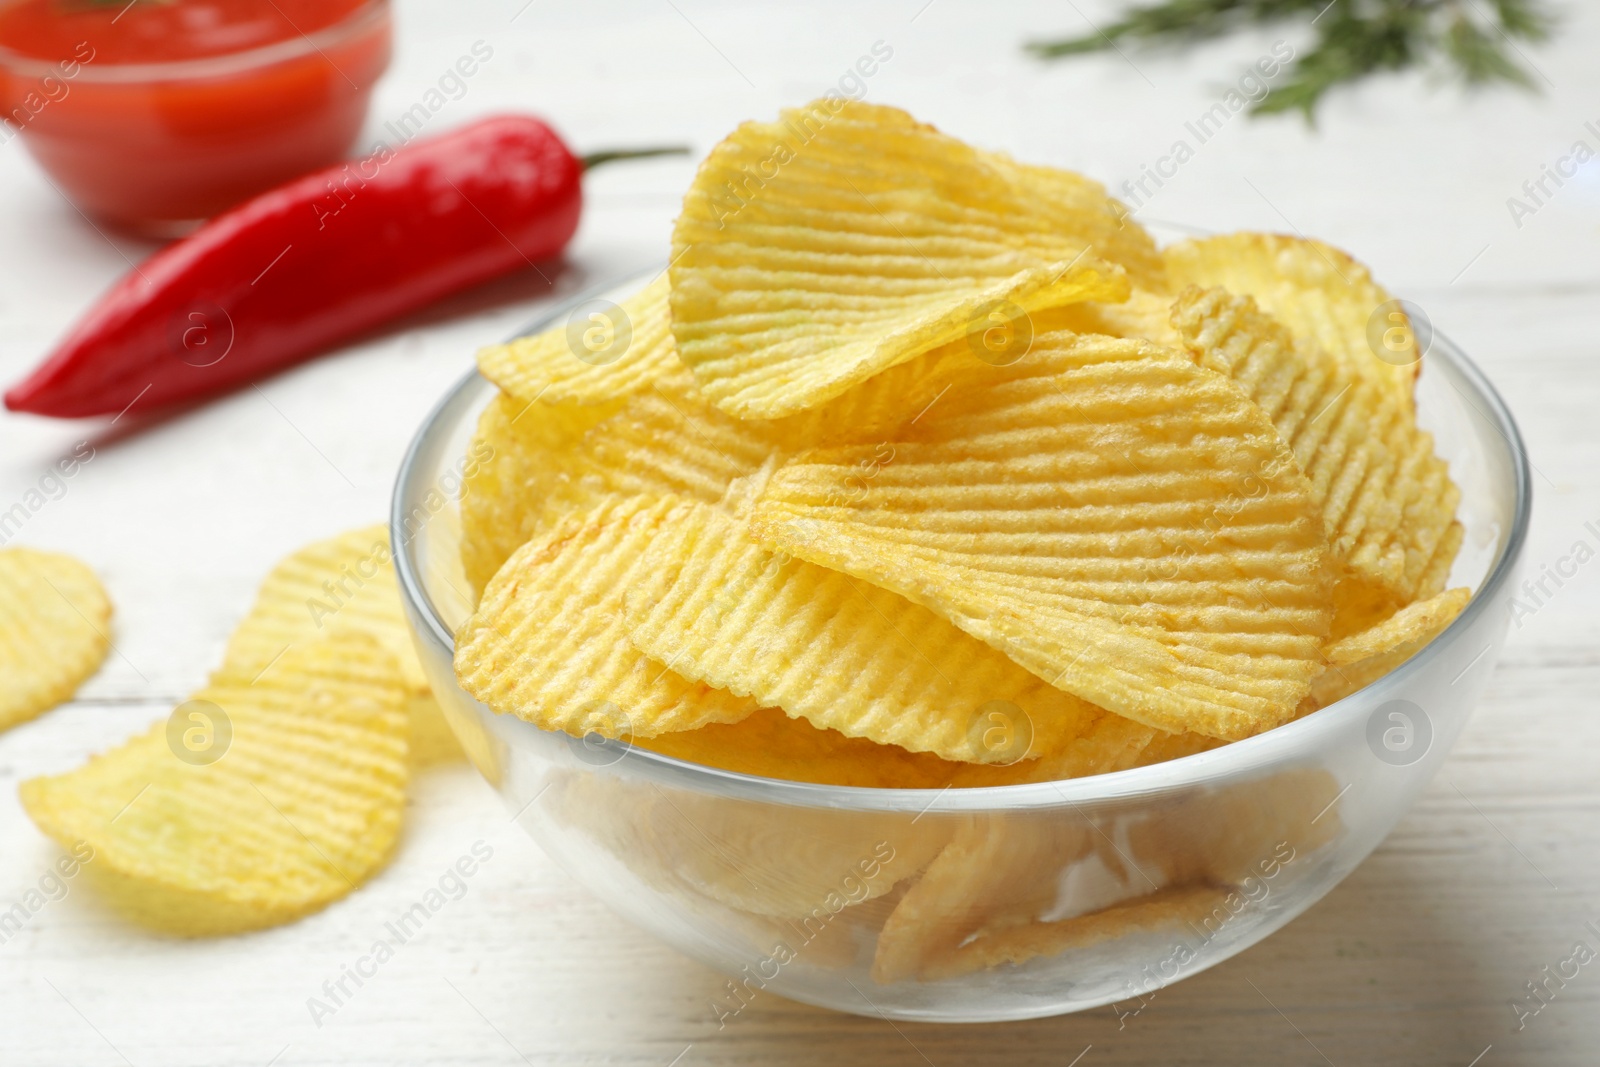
[547,768,950,919]
[754,332,1334,740]
[221,525,457,765]
[1164,232,1418,401]
[0,547,111,731]
[1172,286,1460,614]
[640,708,959,788]
[670,98,1143,418]
[1309,587,1471,708]
[459,391,618,596]
[477,274,687,406]
[872,815,1100,982]
[20,632,408,935]
[455,496,758,738]
[921,884,1231,982]
[623,499,1168,766]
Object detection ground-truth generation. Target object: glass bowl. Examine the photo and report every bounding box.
[391,266,1530,1023]
[0,0,391,233]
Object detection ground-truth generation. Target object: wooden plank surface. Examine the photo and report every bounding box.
[2,2,1597,1063]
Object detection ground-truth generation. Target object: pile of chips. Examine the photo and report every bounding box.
[16,528,458,934]
[456,99,1468,786]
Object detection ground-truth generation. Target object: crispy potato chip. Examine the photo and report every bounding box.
[20,632,409,935]
[873,815,1100,982]
[670,98,1142,418]
[1416,518,1464,602]
[1164,232,1418,400]
[1129,766,1344,887]
[920,883,1231,982]
[0,547,111,731]
[547,769,950,919]
[640,708,961,788]
[220,525,458,765]
[624,499,1169,766]
[1172,286,1460,609]
[477,274,690,406]
[754,332,1334,740]
[459,391,618,597]
[1035,287,1181,348]
[1309,587,1471,708]
[455,496,758,738]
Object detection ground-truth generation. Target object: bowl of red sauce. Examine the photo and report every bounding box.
[0,0,391,234]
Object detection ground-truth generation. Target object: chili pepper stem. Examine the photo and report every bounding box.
[581,146,692,170]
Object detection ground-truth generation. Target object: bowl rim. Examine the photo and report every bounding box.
[392,265,1532,813]
[0,0,388,84]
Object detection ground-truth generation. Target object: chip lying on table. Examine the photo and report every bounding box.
[455,98,1470,981]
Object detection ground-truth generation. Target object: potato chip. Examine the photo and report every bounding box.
[623,499,1172,766]
[546,768,950,919]
[220,525,458,765]
[459,391,618,597]
[454,496,758,738]
[754,332,1334,740]
[1128,766,1344,886]
[20,632,408,935]
[872,815,1098,982]
[0,547,111,731]
[1033,287,1181,348]
[640,708,960,788]
[1309,587,1471,708]
[476,274,688,406]
[1164,232,1418,401]
[670,98,1142,418]
[920,883,1231,981]
[1171,286,1460,608]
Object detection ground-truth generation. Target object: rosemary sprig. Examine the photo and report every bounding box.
[1026,0,1555,120]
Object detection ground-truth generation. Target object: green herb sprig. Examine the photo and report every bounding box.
[1026,0,1556,121]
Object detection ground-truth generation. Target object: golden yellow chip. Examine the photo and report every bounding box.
[454,496,758,738]
[623,499,1169,766]
[1128,766,1344,886]
[872,815,1095,982]
[0,547,111,731]
[476,274,689,406]
[547,768,951,919]
[1164,231,1418,402]
[1171,286,1460,608]
[459,391,618,597]
[220,525,458,765]
[1309,587,1471,709]
[754,332,1334,740]
[920,883,1231,982]
[20,631,409,935]
[640,708,960,788]
[670,98,1141,418]
[1034,287,1181,347]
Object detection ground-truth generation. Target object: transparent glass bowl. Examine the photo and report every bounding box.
[391,268,1530,1023]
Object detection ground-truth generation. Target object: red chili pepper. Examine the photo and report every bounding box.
[3,115,685,418]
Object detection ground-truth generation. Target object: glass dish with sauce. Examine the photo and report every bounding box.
[0,0,390,234]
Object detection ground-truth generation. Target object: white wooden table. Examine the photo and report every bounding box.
[2,2,1597,1063]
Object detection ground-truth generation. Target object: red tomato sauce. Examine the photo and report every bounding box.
[0,0,390,230]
